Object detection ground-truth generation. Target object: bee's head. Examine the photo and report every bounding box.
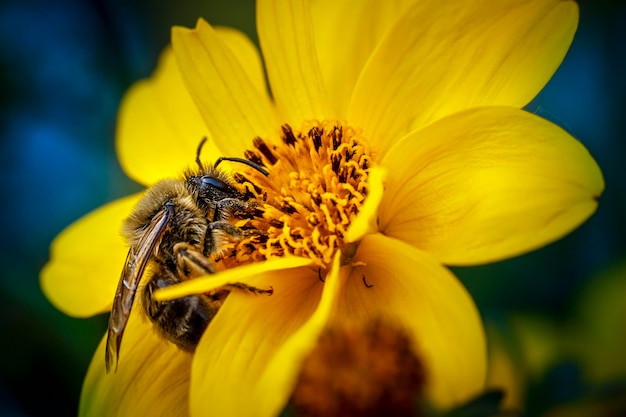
[189,137,269,211]
[186,167,241,210]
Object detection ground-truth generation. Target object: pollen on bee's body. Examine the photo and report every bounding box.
[224,120,372,269]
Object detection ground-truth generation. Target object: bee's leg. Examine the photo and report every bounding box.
[221,282,274,296]
[204,220,267,257]
[203,197,264,257]
[212,198,260,222]
[173,242,216,278]
[173,242,272,295]
[142,268,221,352]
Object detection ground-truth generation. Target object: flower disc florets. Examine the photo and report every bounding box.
[222,120,372,269]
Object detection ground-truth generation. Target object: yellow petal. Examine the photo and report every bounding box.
[189,254,344,416]
[257,0,331,125]
[349,0,578,155]
[41,195,139,317]
[116,47,218,186]
[80,308,191,417]
[312,0,414,117]
[253,253,345,416]
[340,233,486,408]
[344,166,386,243]
[172,19,275,155]
[214,26,268,104]
[380,106,604,265]
[154,256,313,301]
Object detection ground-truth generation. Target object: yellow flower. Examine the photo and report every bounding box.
[41,0,603,416]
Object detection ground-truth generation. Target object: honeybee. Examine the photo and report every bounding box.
[105,139,273,372]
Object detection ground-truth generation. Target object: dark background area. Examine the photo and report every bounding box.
[0,0,624,416]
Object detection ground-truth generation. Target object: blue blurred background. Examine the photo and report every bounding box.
[0,0,624,416]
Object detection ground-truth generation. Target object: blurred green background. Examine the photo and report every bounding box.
[0,0,624,416]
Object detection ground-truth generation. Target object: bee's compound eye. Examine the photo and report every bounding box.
[201,176,228,191]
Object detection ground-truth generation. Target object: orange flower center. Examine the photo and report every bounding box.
[221,120,372,270]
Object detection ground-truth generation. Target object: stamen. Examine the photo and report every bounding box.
[281,125,298,146]
[224,120,372,270]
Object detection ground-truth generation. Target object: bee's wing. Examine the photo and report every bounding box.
[105,204,173,373]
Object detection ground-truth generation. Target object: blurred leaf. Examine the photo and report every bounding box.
[542,380,626,417]
[564,259,626,383]
[441,390,513,417]
[485,325,525,411]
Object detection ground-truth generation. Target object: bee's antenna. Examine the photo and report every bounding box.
[196,137,207,170]
[215,156,269,177]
